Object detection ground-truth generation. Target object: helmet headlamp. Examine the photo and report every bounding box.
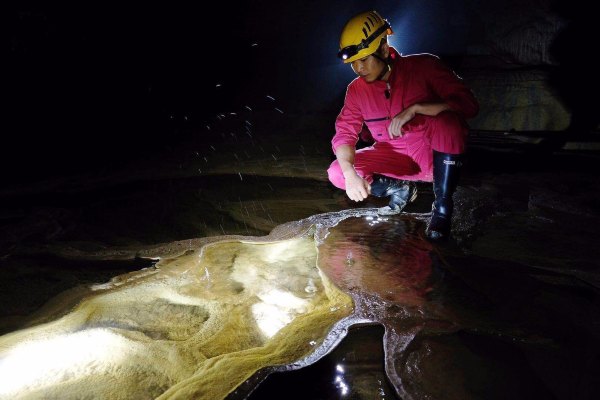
[337,21,391,61]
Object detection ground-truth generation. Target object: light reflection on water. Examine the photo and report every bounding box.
[319,215,434,307]
[316,213,437,399]
[241,324,397,400]
[230,210,439,400]
[0,235,354,400]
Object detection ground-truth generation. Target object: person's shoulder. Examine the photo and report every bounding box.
[346,76,364,92]
[400,53,445,73]
[347,76,361,86]
[402,52,441,64]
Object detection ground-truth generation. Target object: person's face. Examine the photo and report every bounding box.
[351,55,384,82]
[350,44,389,83]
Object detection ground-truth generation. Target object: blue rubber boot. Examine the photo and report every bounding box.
[426,151,462,240]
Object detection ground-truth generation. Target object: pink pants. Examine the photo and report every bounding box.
[328,111,468,189]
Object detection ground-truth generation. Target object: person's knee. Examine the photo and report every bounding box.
[327,161,346,190]
[434,110,464,136]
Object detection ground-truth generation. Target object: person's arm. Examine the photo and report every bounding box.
[426,55,479,118]
[332,84,371,202]
[388,102,451,138]
[334,144,370,201]
[332,84,362,153]
[388,56,479,138]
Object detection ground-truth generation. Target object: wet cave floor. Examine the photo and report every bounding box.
[1,114,599,399]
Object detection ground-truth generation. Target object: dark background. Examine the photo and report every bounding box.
[2,0,481,184]
[4,0,595,184]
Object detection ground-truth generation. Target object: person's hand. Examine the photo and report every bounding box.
[344,172,371,202]
[388,105,416,139]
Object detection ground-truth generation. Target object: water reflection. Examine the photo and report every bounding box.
[317,214,438,399]
[313,212,571,399]
[243,324,398,400]
[319,215,434,308]
[1,207,595,399]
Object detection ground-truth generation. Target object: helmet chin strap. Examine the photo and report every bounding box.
[372,53,391,81]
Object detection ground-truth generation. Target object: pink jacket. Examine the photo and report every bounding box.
[332,47,479,153]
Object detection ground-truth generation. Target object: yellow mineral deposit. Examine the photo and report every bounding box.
[0,236,353,400]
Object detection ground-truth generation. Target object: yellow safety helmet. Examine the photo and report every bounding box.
[338,11,393,63]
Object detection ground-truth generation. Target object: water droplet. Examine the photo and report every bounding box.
[346,251,354,266]
[238,172,243,181]
[274,107,283,113]
[244,105,253,111]
[266,95,275,101]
